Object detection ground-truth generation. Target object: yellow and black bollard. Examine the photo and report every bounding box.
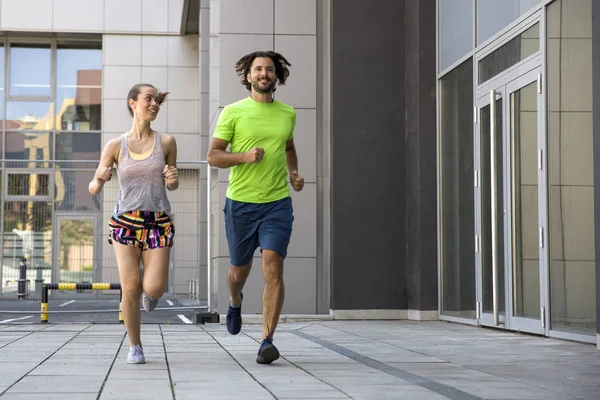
[40,284,48,323]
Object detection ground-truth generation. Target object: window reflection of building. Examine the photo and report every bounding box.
[1,42,102,283]
[3,70,101,210]
[5,107,53,161]
[4,69,101,162]
[55,69,101,211]
[59,70,102,131]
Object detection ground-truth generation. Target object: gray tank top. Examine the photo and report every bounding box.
[113,132,172,217]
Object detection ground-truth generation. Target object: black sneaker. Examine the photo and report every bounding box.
[256,336,280,364]
[226,293,243,335]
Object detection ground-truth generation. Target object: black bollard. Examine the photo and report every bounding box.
[17,257,27,300]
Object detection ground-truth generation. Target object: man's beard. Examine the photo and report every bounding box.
[252,79,276,94]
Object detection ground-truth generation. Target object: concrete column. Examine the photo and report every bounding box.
[404,0,438,320]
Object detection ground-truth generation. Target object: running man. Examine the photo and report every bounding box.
[207,51,304,364]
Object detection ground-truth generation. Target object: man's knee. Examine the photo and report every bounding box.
[262,251,283,281]
[228,262,252,283]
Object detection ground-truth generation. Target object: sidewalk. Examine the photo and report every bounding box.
[0,320,598,399]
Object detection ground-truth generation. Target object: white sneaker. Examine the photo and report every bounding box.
[142,292,159,312]
[127,344,145,364]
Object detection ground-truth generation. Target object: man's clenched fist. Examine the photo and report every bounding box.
[290,170,304,192]
[244,147,265,164]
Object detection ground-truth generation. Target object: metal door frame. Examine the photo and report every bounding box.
[475,60,547,334]
[505,67,547,335]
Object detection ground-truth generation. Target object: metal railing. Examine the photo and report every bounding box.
[0,159,217,323]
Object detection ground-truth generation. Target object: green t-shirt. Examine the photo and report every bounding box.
[213,97,296,203]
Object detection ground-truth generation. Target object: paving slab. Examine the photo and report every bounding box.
[0,394,98,400]
[0,321,597,399]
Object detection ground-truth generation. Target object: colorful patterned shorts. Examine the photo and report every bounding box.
[108,211,175,251]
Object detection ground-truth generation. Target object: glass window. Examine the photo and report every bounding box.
[5,131,54,160]
[0,39,102,294]
[55,132,101,161]
[477,0,541,44]
[439,58,476,318]
[56,43,102,131]
[439,0,473,71]
[9,43,52,97]
[0,41,3,153]
[478,23,540,84]
[3,201,53,272]
[6,102,54,130]
[547,0,595,336]
[54,168,99,211]
[6,172,50,197]
[58,218,94,283]
[0,44,4,123]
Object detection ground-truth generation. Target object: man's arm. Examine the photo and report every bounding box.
[285,138,298,174]
[207,138,264,168]
[286,138,304,192]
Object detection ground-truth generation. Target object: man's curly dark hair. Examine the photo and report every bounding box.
[235,51,291,92]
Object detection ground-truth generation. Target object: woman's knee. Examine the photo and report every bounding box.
[143,282,166,299]
[121,277,142,299]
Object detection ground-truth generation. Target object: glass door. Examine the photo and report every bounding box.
[506,69,546,334]
[52,214,99,289]
[477,87,506,328]
[476,66,547,334]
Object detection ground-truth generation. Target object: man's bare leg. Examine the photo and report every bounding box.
[227,262,251,305]
[225,261,251,335]
[261,250,284,339]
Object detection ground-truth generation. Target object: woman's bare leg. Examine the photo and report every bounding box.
[141,248,170,300]
[113,243,143,346]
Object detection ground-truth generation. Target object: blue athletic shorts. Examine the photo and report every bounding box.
[223,197,294,266]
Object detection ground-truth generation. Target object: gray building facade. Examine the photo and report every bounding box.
[327,0,599,349]
[0,0,597,349]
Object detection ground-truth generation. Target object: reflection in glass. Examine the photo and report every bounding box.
[6,172,50,197]
[2,201,53,278]
[59,219,94,283]
[9,44,52,97]
[6,102,54,130]
[56,44,102,131]
[5,131,53,160]
[480,97,505,316]
[547,0,596,335]
[511,82,540,319]
[54,168,99,212]
[439,0,473,71]
[0,45,4,122]
[477,0,541,45]
[56,132,101,161]
[479,23,540,84]
[0,42,104,294]
[440,58,476,318]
